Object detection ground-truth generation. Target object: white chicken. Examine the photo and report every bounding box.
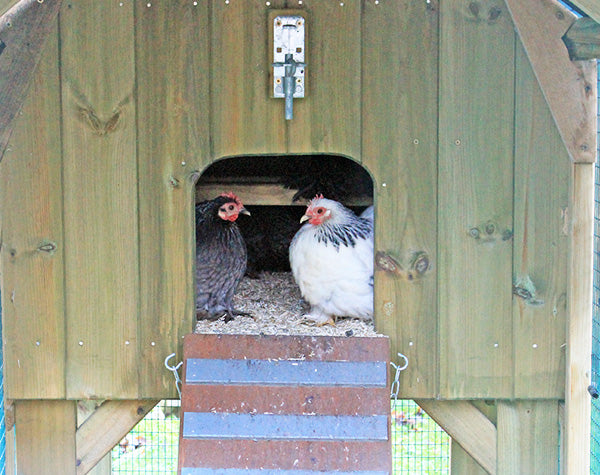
[289,195,374,326]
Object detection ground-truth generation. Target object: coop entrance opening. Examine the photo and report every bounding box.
[193,154,376,336]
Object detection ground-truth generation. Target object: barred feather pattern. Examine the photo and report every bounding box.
[195,197,247,318]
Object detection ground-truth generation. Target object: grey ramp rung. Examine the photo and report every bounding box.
[183,412,389,441]
[185,358,387,387]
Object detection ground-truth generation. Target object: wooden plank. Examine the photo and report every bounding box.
[77,401,111,475]
[210,0,287,158]
[0,0,62,160]
[196,182,371,206]
[512,41,569,398]
[15,400,77,474]
[564,162,594,474]
[0,19,65,399]
[416,399,496,475]
[571,0,600,24]
[75,400,158,475]
[60,0,139,398]
[361,0,439,398]
[286,1,361,158]
[451,441,489,475]
[183,333,390,362]
[504,0,597,163]
[563,18,600,61]
[135,0,209,398]
[438,0,515,399]
[497,400,559,474]
[0,0,18,17]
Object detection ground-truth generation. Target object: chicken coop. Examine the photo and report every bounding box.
[0,0,598,473]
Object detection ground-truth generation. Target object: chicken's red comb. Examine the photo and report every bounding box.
[309,193,324,204]
[220,191,242,204]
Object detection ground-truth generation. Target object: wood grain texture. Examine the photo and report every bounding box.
[0,0,18,17]
[286,0,361,157]
[15,400,77,474]
[0,20,65,399]
[362,0,439,398]
[497,400,560,475]
[76,400,158,475]
[565,162,594,474]
[438,0,515,398]
[504,0,597,163]
[60,0,139,399]
[0,0,62,159]
[417,399,496,475]
[210,0,287,158]
[571,0,600,24]
[135,0,209,398]
[512,43,569,399]
[451,440,489,474]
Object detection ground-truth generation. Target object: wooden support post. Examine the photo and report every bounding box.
[497,401,560,474]
[564,162,594,474]
[0,0,62,161]
[416,400,496,474]
[504,0,597,163]
[14,400,77,474]
[75,399,158,475]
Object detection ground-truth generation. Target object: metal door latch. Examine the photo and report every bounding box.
[272,15,306,120]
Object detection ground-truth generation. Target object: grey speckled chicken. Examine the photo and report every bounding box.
[195,193,250,321]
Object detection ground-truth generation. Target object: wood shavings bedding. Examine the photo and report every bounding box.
[194,272,382,337]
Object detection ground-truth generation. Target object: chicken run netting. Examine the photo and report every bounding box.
[110,399,450,474]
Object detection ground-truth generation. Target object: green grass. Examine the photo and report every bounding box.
[392,400,451,474]
[111,399,450,474]
[111,404,180,474]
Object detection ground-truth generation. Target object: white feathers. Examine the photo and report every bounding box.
[289,198,374,325]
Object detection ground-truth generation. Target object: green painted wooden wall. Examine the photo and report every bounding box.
[0,0,570,401]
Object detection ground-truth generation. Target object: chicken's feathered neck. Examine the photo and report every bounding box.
[310,215,372,251]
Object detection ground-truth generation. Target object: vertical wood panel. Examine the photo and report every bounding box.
[497,400,560,474]
[136,0,210,397]
[15,400,77,474]
[210,0,287,158]
[565,162,594,474]
[438,0,515,398]
[0,22,65,399]
[512,43,569,398]
[60,0,139,398]
[362,0,438,397]
[286,0,361,158]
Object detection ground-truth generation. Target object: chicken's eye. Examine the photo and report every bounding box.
[316,208,324,214]
[228,204,235,211]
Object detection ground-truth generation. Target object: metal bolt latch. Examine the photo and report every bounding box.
[272,15,306,120]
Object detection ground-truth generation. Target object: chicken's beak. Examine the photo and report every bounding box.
[240,207,251,216]
[300,215,309,223]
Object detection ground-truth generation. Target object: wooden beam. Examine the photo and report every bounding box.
[565,163,594,474]
[0,0,62,161]
[196,182,372,207]
[497,401,560,474]
[504,0,597,163]
[416,400,496,474]
[75,400,158,475]
[563,17,600,60]
[15,400,77,474]
[571,0,600,25]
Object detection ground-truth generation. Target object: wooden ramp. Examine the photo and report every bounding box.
[178,334,391,474]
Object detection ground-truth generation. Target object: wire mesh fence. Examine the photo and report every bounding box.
[111,400,180,474]
[110,399,450,474]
